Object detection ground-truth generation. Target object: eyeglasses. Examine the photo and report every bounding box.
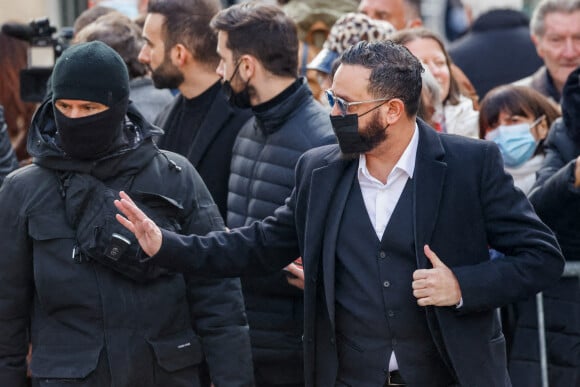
[325,89,389,116]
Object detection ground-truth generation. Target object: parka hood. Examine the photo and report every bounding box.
[562,66,580,142]
[27,98,163,180]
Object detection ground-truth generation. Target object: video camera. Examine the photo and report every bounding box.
[2,17,73,102]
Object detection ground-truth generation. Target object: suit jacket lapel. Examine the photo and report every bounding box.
[413,120,447,269]
[187,90,234,166]
[306,152,356,328]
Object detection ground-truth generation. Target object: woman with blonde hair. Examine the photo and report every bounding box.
[391,27,480,138]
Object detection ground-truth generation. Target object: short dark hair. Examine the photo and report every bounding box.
[210,2,298,78]
[478,85,561,139]
[390,27,462,106]
[73,5,116,35]
[339,40,423,117]
[74,12,147,79]
[148,0,221,69]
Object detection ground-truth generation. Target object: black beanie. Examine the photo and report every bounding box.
[51,41,130,106]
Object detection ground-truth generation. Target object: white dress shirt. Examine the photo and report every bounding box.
[357,124,419,371]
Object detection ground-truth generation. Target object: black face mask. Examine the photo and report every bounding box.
[222,60,252,109]
[330,110,388,158]
[54,98,128,160]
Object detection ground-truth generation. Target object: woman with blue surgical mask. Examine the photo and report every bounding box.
[479,85,560,194]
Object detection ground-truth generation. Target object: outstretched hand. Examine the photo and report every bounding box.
[412,245,462,307]
[114,191,162,257]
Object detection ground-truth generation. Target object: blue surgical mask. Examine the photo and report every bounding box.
[485,119,541,168]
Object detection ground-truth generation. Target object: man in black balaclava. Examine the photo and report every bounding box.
[0,41,253,386]
[51,40,130,160]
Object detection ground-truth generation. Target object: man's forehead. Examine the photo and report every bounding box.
[543,11,580,32]
[362,0,405,15]
[333,64,372,97]
[144,13,165,35]
[216,31,230,53]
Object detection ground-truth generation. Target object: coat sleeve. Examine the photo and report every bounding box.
[532,120,571,189]
[178,167,255,386]
[452,142,564,312]
[0,106,19,185]
[528,122,580,226]
[0,173,33,386]
[150,146,308,277]
[156,192,300,277]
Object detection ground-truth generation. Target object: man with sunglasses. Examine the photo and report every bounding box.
[210,3,334,387]
[116,40,564,386]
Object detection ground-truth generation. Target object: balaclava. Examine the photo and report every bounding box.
[51,41,130,160]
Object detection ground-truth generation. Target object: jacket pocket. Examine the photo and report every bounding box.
[28,212,75,240]
[30,345,102,379]
[147,330,203,372]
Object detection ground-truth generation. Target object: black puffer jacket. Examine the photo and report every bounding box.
[509,67,580,387]
[227,78,335,384]
[0,100,253,386]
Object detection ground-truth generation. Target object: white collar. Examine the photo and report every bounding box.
[358,123,419,183]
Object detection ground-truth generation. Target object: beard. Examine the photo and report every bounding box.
[150,55,184,89]
[340,110,388,160]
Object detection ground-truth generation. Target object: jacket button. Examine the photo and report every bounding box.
[378,250,387,259]
[383,280,390,288]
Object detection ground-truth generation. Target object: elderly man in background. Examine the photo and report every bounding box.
[515,0,580,102]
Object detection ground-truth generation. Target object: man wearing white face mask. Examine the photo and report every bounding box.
[479,84,561,194]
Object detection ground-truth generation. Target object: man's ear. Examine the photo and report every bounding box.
[385,98,406,124]
[407,18,423,29]
[237,55,257,82]
[171,43,191,67]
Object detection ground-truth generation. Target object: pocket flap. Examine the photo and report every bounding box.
[30,345,102,378]
[29,212,75,240]
[148,331,203,372]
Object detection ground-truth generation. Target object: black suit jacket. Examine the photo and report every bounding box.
[155,120,564,387]
[154,88,252,219]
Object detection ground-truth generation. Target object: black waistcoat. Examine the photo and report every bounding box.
[334,177,454,386]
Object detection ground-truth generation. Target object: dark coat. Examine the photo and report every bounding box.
[0,105,19,185]
[515,66,561,103]
[510,71,580,385]
[154,120,564,387]
[155,86,252,219]
[0,100,254,386]
[227,79,335,383]
[449,9,543,99]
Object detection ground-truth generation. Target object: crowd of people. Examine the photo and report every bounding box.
[0,0,579,386]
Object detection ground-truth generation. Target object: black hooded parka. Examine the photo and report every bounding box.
[0,100,254,387]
